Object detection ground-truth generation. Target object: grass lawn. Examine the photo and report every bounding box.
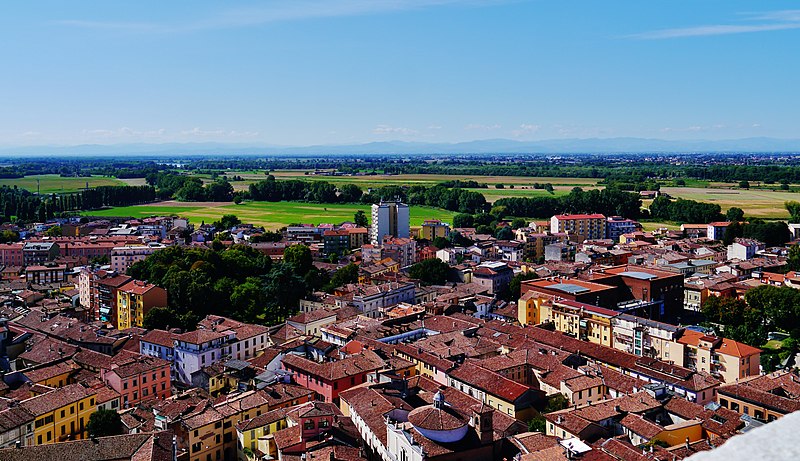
[0,174,125,193]
[639,221,681,231]
[660,186,796,218]
[84,201,458,230]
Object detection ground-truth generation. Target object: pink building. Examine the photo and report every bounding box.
[280,350,384,404]
[100,351,172,407]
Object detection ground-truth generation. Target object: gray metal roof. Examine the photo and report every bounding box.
[618,271,657,280]
[548,283,590,294]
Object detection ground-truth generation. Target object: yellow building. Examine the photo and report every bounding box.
[547,300,617,347]
[236,407,291,460]
[182,387,312,461]
[421,219,450,241]
[116,280,167,329]
[517,291,551,325]
[20,384,96,446]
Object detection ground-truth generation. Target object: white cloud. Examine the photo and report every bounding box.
[372,125,417,135]
[54,1,510,34]
[628,9,800,39]
[464,123,501,131]
[511,123,540,137]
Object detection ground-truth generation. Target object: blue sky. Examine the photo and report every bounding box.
[0,1,798,146]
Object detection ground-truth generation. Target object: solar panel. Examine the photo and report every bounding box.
[549,283,591,294]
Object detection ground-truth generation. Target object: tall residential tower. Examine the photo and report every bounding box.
[370,200,409,244]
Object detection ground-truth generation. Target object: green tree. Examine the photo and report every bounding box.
[284,244,313,275]
[339,184,363,203]
[432,236,451,249]
[87,409,123,437]
[0,230,19,243]
[452,213,474,228]
[786,201,800,222]
[142,306,180,330]
[507,272,538,301]
[45,225,62,237]
[495,226,514,240]
[408,258,451,285]
[511,217,527,229]
[787,244,800,272]
[230,277,266,321]
[738,180,750,189]
[354,210,369,227]
[325,263,359,292]
[726,207,744,222]
[213,214,241,230]
[261,264,309,322]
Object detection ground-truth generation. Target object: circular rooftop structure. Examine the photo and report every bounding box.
[407,393,469,443]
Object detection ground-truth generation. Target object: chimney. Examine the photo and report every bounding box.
[685,437,690,450]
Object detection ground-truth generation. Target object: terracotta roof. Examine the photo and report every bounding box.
[407,405,468,431]
[19,383,95,417]
[236,406,290,431]
[619,413,663,439]
[281,349,385,381]
[0,431,174,461]
[678,330,761,358]
[448,360,533,402]
[175,329,227,345]
[140,329,178,348]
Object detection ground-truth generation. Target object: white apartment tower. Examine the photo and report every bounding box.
[370,200,410,244]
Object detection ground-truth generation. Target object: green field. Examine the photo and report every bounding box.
[0,174,125,193]
[193,170,601,192]
[659,186,795,218]
[85,201,458,229]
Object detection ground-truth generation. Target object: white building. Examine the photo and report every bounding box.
[172,329,232,384]
[727,238,765,261]
[370,201,409,244]
[111,243,167,273]
[337,282,416,318]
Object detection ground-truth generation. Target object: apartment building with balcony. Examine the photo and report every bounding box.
[550,214,606,242]
[116,280,167,330]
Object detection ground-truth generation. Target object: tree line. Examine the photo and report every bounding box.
[490,187,643,219]
[0,185,155,223]
[130,243,359,330]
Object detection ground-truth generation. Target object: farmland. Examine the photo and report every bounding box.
[192,170,601,193]
[84,201,458,230]
[658,187,797,218]
[0,174,125,193]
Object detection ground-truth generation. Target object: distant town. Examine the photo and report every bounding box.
[1,163,799,461]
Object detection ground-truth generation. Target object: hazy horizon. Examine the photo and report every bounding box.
[1,1,798,147]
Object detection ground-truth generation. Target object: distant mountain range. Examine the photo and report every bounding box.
[1,137,800,156]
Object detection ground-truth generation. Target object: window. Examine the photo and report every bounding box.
[304,421,315,430]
